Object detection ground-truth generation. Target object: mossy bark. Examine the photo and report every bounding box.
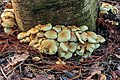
[12,0,97,31]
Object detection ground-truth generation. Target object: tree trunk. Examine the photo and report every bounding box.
[12,0,97,31]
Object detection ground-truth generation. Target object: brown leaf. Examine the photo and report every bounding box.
[7,52,29,67]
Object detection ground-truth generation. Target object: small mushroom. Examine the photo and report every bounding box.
[59,51,66,57]
[60,42,69,52]
[77,45,85,56]
[68,42,77,52]
[32,43,40,48]
[1,19,16,27]
[94,43,100,49]
[64,51,73,59]
[87,31,97,42]
[36,31,44,38]
[75,32,85,44]
[38,39,57,55]
[29,38,38,46]
[41,23,52,31]
[53,25,62,33]
[17,32,27,40]
[96,35,105,43]
[29,28,39,35]
[80,32,88,41]
[111,7,119,14]
[86,43,95,52]
[68,25,80,31]
[79,25,88,32]
[20,37,31,43]
[82,51,92,58]
[70,32,77,42]
[4,27,12,33]
[1,11,14,19]
[57,30,71,42]
[45,30,57,39]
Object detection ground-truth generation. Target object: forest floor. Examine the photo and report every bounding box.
[0,0,120,80]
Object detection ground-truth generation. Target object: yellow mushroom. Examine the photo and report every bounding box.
[86,43,95,53]
[75,32,85,44]
[45,30,57,39]
[4,27,12,33]
[68,42,77,52]
[4,9,14,12]
[29,38,38,46]
[38,39,57,55]
[2,19,16,27]
[60,42,69,52]
[79,25,88,32]
[20,37,31,43]
[57,30,71,42]
[96,35,105,43]
[64,51,73,59]
[17,32,27,40]
[68,25,80,31]
[53,25,62,33]
[36,31,44,38]
[41,23,52,31]
[1,11,14,19]
[70,32,77,42]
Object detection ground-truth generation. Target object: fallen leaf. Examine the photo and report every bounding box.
[7,52,29,67]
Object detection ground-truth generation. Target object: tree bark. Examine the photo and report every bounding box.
[12,0,97,31]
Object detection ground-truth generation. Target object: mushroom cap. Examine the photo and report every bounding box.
[80,32,88,41]
[79,25,88,32]
[4,27,12,33]
[2,19,16,27]
[64,51,73,59]
[94,43,100,49]
[38,39,57,55]
[68,42,77,52]
[4,9,14,12]
[70,32,77,42]
[57,30,71,42]
[53,25,62,33]
[86,43,95,52]
[77,45,85,56]
[112,7,119,14]
[68,25,80,31]
[86,31,97,43]
[60,42,69,52]
[1,11,14,19]
[29,28,39,35]
[59,51,66,57]
[17,32,27,40]
[45,30,57,39]
[82,51,92,58]
[96,35,105,43]
[32,43,40,48]
[20,37,31,43]
[29,38,38,46]
[75,32,85,44]
[100,2,112,11]
[36,31,44,38]
[41,23,52,31]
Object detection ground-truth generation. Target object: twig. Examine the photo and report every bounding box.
[6,61,24,76]
[0,67,8,80]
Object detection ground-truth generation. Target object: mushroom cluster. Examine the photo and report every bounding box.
[100,2,119,15]
[1,8,16,33]
[17,23,105,59]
